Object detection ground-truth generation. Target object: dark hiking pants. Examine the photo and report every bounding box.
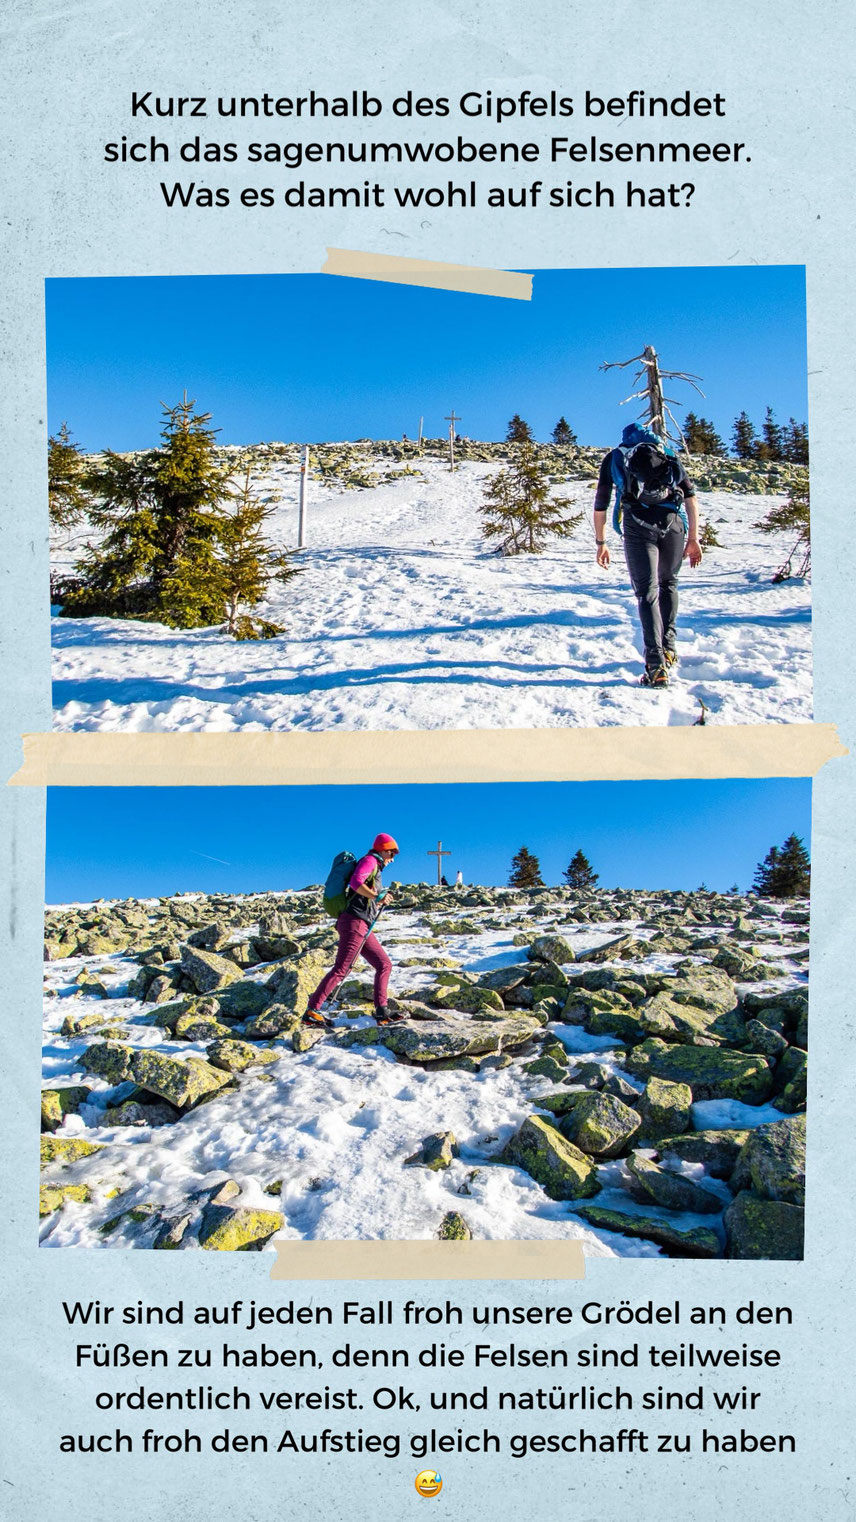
[308,911,392,1011]
[622,513,687,667]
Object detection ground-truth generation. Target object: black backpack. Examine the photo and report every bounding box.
[617,441,683,507]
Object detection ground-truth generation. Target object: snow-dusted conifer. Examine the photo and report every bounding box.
[480,442,582,554]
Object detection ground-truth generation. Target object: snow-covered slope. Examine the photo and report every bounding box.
[50,457,811,731]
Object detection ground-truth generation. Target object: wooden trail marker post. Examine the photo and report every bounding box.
[427,840,451,885]
[297,444,310,548]
[445,409,460,471]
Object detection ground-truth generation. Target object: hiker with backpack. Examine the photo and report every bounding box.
[303,833,402,1030]
[593,423,703,687]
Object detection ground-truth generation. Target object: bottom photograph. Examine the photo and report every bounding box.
[40,778,809,1259]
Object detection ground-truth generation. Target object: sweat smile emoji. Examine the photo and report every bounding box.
[414,1470,443,1498]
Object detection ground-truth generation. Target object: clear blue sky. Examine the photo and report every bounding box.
[45,266,807,452]
[45,778,811,903]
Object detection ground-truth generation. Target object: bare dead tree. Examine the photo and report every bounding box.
[600,344,706,451]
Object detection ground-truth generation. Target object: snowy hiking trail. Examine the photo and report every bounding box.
[40,896,807,1255]
[51,458,812,732]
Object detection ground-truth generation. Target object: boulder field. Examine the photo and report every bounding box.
[40,883,808,1257]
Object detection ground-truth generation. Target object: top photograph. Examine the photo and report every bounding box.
[46,265,811,733]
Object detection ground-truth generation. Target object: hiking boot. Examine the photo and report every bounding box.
[640,663,669,689]
[375,1006,405,1025]
[302,1009,334,1031]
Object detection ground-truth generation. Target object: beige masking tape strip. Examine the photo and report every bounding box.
[8,723,845,787]
[322,247,532,300]
[269,1240,585,1281]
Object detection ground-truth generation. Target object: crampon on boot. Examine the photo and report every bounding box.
[640,662,669,689]
[301,1009,335,1031]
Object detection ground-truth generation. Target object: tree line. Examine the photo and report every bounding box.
[506,409,809,464]
[506,834,810,898]
[48,398,298,637]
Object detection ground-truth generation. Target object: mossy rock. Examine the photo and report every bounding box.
[636,1076,693,1141]
[655,1128,749,1179]
[625,1039,772,1102]
[60,1011,109,1037]
[244,1002,302,1039]
[78,1040,135,1084]
[174,1011,234,1041]
[214,981,274,1019]
[405,1132,459,1170]
[41,1086,91,1133]
[206,1039,282,1073]
[198,1204,284,1251]
[574,1203,721,1258]
[724,1192,804,1260]
[40,1135,104,1169]
[438,1211,471,1240]
[39,1182,92,1216]
[559,1092,641,1158]
[626,1151,722,1214]
[179,944,243,994]
[730,1115,805,1205]
[502,1115,600,1200]
[130,1050,233,1109]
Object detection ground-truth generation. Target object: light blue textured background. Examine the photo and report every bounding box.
[1,2,854,1517]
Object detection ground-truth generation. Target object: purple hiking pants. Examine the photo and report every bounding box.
[308,911,392,1011]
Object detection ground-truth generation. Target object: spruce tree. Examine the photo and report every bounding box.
[781,418,809,464]
[216,468,298,639]
[563,849,599,889]
[508,846,544,888]
[752,834,810,897]
[480,442,582,554]
[506,414,534,443]
[57,395,231,627]
[754,468,810,579]
[551,416,577,446]
[731,411,758,460]
[48,423,90,528]
[760,405,783,461]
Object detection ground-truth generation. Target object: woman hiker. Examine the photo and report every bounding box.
[303,833,402,1030]
[593,423,703,688]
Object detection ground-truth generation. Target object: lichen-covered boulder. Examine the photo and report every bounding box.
[40,1135,104,1169]
[130,1050,233,1109]
[78,1040,135,1084]
[174,1011,233,1041]
[198,1204,284,1251]
[730,1115,806,1205]
[214,981,273,1020]
[428,983,505,1014]
[205,1039,282,1074]
[636,1076,693,1140]
[529,934,575,964]
[39,1182,92,1216]
[61,1011,109,1037]
[264,950,329,1010]
[724,1193,804,1260]
[244,1002,302,1039]
[438,1211,471,1240]
[502,1115,600,1200]
[41,1086,91,1133]
[381,1014,539,1063]
[626,1039,772,1102]
[559,1092,641,1158]
[655,1129,749,1178]
[179,944,243,993]
[405,1132,459,1170]
[625,1151,722,1214]
[574,1203,721,1258]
